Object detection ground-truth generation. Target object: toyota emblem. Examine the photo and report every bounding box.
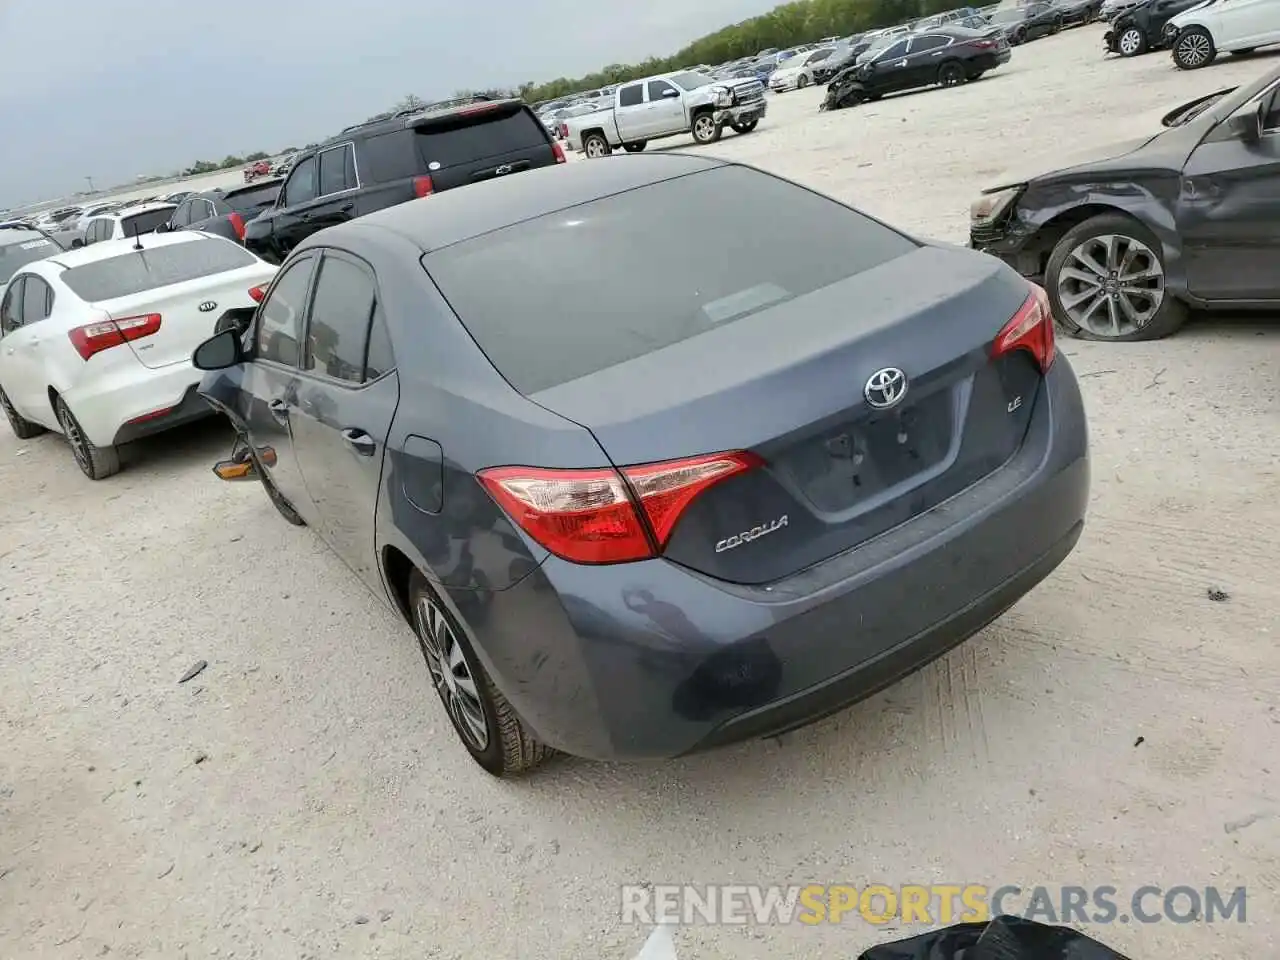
[198,301,218,313]
[864,367,908,410]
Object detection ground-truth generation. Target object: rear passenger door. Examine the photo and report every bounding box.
[903,34,953,87]
[288,249,400,592]
[304,142,360,232]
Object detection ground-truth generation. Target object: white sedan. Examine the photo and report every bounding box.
[768,47,838,91]
[0,232,277,479]
[1168,0,1280,68]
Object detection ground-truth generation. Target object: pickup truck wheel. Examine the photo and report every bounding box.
[691,112,722,145]
[730,119,759,133]
[583,133,612,158]
[622,141,647,152]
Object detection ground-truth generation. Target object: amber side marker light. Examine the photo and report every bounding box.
[213,459,256,481]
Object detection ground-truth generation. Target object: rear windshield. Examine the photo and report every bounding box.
[120,208,175,236]
[415,108,548,169]
[0,236,60,283]
[61,237,257,302]
[222,183,281,214]
[424,165,918,395]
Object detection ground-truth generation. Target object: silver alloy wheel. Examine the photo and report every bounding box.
[693,115,716,142]
[1118,27,1142,54]
[414,594,489,751]
[1057,233,1165,338]
[1176,31,1211,66]
[57,403,91,474]
[584,137,608,159]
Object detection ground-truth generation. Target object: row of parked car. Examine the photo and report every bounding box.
[1102,0,1280,69]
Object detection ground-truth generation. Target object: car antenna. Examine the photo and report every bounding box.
[131,220,144,251]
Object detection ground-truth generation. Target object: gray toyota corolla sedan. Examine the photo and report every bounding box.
[192,153,1090,777]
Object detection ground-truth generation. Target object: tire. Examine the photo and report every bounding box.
[0,386,45,440]
[408,570,550,777]
[1011,27,1026,44]
[797,73,811,88]
[253,446,306,526]
[834,83,867,109]
[1116,25,1147,56]
[582,133,612,158]
[1172,25,1216,68]
[730,118,759,133]
[1045,213,1187,342]
[621,141,647,152]
[54,396,120,480]
[691,111,723,145]
[937,61,966,87]
[1050,16,1064,33]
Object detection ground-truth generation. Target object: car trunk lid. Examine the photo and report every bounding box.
[530,246,1044,585]
[98,263,272,370]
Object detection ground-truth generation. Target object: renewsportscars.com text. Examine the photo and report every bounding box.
[621,884,1247,926]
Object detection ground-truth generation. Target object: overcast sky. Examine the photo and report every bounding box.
[0,0,780,207]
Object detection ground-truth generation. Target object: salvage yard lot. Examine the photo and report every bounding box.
[2,25,1278,960]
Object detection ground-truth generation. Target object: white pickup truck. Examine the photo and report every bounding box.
[563,70,768,157]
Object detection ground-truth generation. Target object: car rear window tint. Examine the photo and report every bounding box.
[414,108,548,169]
[223,183,281,215]
[360,130,420,183]
[120,208,175,236]
[61,237,257,302]
[424,165,918,395]
[0,236,59,283]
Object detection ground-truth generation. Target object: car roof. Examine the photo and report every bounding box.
[45,230,204,268]
[315,153,727,254]
[100,201,177,219]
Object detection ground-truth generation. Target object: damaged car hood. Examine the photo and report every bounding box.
[983,134,1161,190]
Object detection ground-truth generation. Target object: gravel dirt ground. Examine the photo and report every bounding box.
[3,24,1279,960]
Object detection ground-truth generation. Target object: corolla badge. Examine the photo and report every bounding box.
[715,515,788,554]
[198,300,218,313]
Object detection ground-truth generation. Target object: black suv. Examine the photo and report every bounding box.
[244,98,565,264]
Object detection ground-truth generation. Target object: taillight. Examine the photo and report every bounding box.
[477,451,762,564]
[552,140,566,163]
[973,38,996,48]
[413,175,434,199]
[559,122,569,139]
[68,314,162,361]
[228,212,246,241]
[992,284,1055,373]
[248,285,266,303]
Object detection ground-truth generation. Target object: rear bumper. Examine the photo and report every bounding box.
[111,384,214,445]
[450,356,1090,761]
[65,360,210,448]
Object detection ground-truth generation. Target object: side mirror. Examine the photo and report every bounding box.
[154,222,169,233]
[192,329,244,371]
[1229,101,1264,143]
[70,238,84,248]
[662,87,681,98]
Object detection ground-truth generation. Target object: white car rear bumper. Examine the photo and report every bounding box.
[64,360,210,448]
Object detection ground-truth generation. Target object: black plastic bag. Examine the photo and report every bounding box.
[857,915,1133,960]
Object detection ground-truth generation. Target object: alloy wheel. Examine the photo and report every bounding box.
[1118,28,1142,54]
[1176,32,1211,66]
[585,138,607,158]
[1057,233,1165,338]
[57,403,91,474]
[414,594,489,751]
[693,115,716,142]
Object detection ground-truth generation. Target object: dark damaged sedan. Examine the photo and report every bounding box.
[970,66,1280,341]
[191,154,1090,777]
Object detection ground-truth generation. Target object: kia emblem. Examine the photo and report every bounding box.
[198,301,218,313]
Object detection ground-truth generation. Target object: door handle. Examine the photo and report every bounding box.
[338,202,354,213]
[268,397,289,420]
[340,428,377,456]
